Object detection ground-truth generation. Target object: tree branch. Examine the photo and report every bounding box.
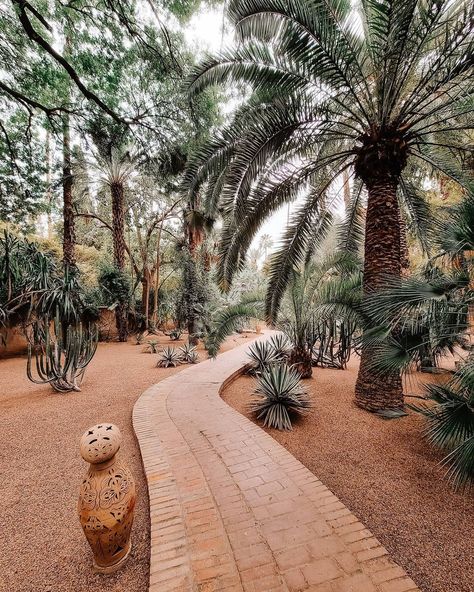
[12,0,126,125]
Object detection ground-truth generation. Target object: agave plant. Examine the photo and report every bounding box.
[247,340,279,374]
[143,339,160,354]
[157,346,181,368]
[409,361,474,490]
[186,0,473,412]
[179,343,199,363]
[251,364,311,430]
[268,333,292,362]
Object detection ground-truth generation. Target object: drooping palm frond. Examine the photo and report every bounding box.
[185,0,473,323]
[204,294,265,358]
[409,360,474,490]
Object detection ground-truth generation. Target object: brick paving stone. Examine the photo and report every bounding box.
[133,336,421,592]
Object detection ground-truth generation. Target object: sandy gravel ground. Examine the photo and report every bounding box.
[0,332,251,592]
[222,357,474,592]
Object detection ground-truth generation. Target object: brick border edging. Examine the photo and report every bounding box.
[133,339,421,592]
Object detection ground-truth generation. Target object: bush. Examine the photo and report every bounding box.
[250,365,311,431]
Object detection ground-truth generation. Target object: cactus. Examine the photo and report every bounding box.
[27,313,98,393]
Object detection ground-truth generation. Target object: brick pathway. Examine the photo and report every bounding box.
[133,338,420,592]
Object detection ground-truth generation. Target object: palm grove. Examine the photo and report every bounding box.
[1,0,473,487]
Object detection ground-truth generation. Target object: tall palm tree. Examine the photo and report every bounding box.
[185,0,473,411]
[89,123,138,342]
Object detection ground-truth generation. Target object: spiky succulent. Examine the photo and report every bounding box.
[268,333,292,361]
[157,346,181,368]
[247,340,279,374]
[143,339,160,354]
[179,343,199,363]
[250,364,311,430]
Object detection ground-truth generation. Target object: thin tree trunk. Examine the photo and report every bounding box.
[152,224,162,328]
[45,130,53,239]
[62,112,75,268]
[354,177,404,411]
[142,270,150,327]
[111,181,128,341]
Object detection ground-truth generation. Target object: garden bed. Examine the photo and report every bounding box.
[221,358,474,592]
[0,333,251,592]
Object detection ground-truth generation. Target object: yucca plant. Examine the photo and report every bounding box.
[143,339,160,354]
[409,361,474,490]
[251,364,311,430]
[269,333,292,361]
[179,343,199,363]
[186,0,473,412]
[247,340,279,374]
[157,346,181,368]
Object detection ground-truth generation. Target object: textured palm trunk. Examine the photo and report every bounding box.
[289,347,312,379]
[111,182,128,342]
[354,177,404,411]
[62,113,75,268]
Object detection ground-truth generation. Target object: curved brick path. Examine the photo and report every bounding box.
[133,338,420,592]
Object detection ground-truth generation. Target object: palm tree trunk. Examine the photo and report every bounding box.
[289,346,312,379]
[62,112,75,268]
[354,177,404,411]
[111,181,128,341]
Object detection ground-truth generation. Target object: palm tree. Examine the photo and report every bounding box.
[89,122,138,342]
[185,0,473,411]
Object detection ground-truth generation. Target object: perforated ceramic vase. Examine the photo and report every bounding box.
[78,423,136,573]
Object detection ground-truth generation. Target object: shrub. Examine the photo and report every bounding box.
[250,365,311,431]
[157,346,181,368]
[247,340,279,374]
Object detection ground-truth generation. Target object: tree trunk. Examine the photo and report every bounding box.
[354,177,404,411]
[142,270,150,327]
[111,181,128,341]
[62,113,75,268]
[152,225,162,329]
[289,347,313,379]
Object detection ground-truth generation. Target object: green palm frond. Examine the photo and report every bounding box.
[184,0,473,320]
[205,294,264,357]
[409,359,474,490]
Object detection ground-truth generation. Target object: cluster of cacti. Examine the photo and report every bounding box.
[156,344,200,368]
[27,314,98,393]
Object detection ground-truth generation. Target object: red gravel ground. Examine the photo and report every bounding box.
[221,357,474,592]
[0,333,251,592]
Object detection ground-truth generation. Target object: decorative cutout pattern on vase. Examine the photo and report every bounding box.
[78,423,136,574]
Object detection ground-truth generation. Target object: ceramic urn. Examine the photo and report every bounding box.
[78,423,136,574]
